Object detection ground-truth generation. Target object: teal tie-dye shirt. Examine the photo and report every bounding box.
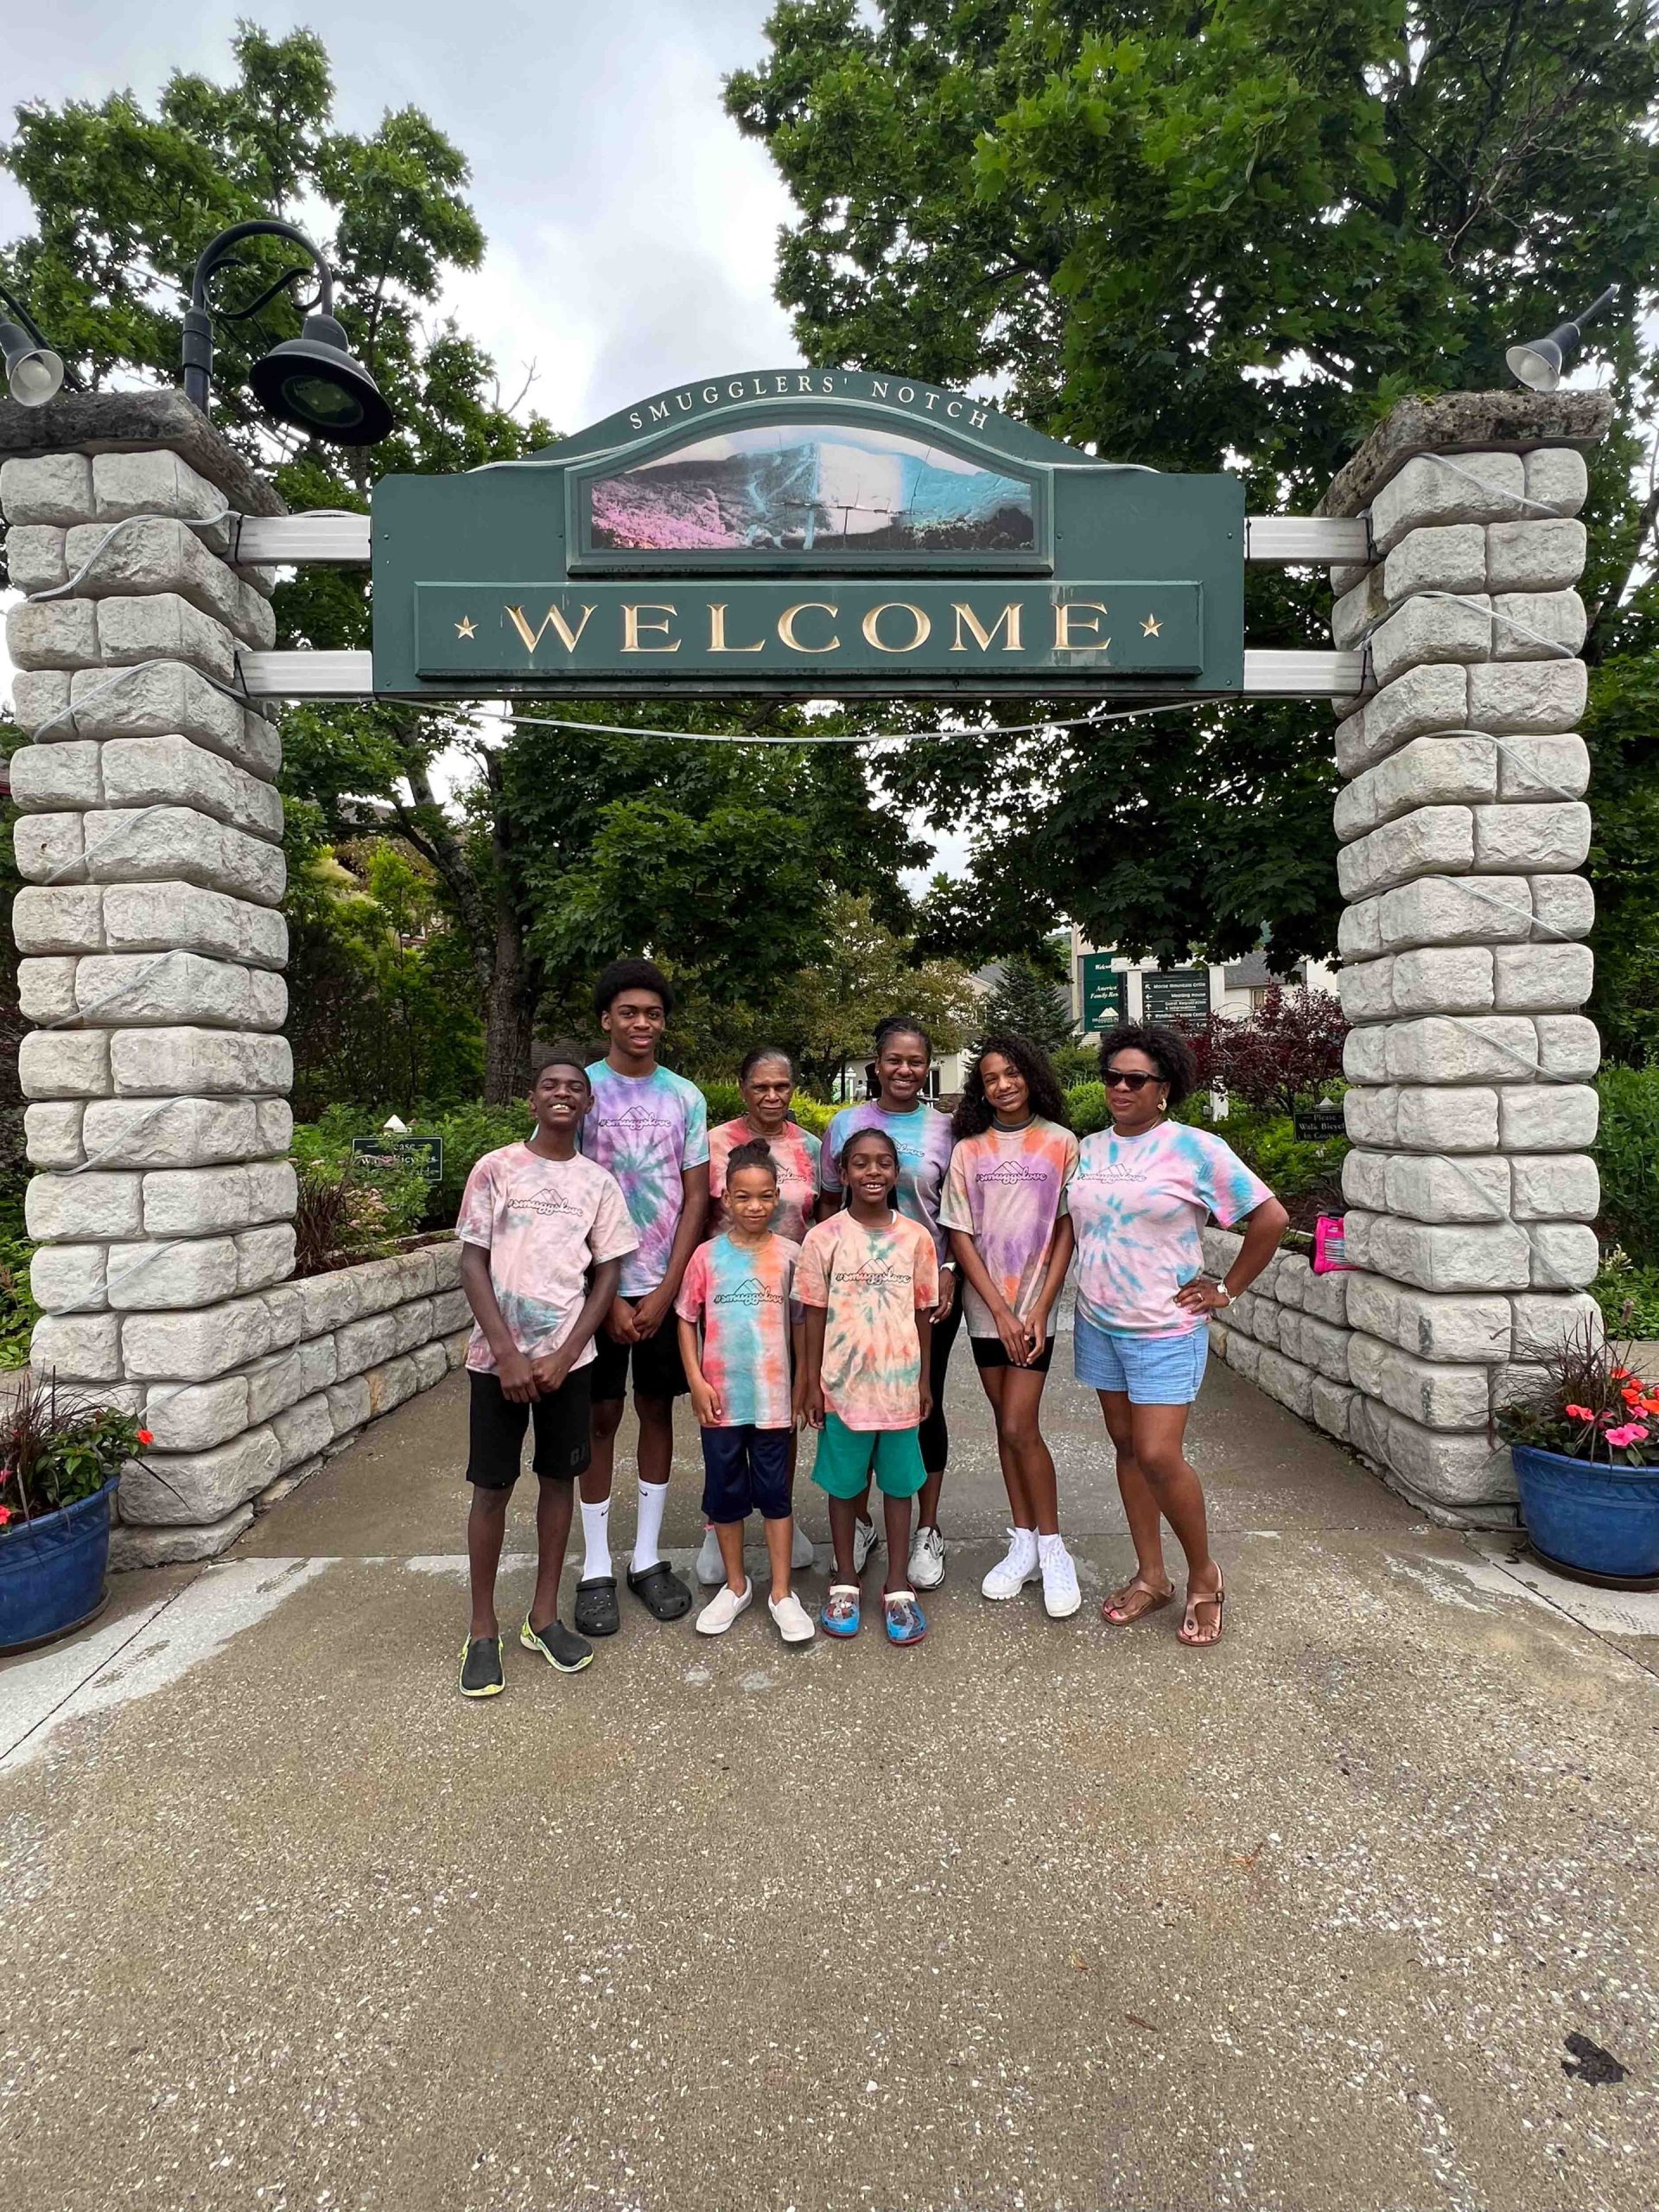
[1067,1122,1271,1337]
[582,1063,710,1296]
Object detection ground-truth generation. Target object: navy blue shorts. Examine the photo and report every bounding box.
[700,1425,792,1522]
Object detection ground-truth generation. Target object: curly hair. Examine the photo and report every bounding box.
[952,1032,1072,1139]
[593,956,673,1018]
[724,1137,779,1184]
[1098,1022,1197,1107]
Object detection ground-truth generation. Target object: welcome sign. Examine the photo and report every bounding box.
[372,370,1245,699]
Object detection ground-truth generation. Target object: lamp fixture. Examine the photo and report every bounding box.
[1505,284,1618,393]
[181,219,393,447]
[0,283,67,407]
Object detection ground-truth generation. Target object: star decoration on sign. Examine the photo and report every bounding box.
[1141,613,1162,637]
[454,616,477,640]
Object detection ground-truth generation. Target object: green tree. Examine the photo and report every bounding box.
[727,1,1659,1000]
[977,958,1076,1055]
[763,893,980,1098]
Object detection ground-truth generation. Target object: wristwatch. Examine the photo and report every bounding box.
[1214,1282,1233,1307]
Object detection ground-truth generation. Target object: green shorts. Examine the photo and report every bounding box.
[811,1413,926,1501]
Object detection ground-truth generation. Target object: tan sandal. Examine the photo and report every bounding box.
[1102,1575,1173,1627]
[1177,1568,1226,1648]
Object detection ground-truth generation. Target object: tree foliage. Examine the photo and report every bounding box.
[728,1,1659,1001]
[1188,985,1349,1119]
[976,958,1076,1055]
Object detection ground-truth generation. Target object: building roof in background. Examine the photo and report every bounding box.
[1222,952,1308,989]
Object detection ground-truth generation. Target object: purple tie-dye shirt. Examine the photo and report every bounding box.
[1067,1122,1272,1337]
[455,1144,638,1373]
[582,1062,709,1296]
[938,1116,1079,1337]
[819,1102,956,1260]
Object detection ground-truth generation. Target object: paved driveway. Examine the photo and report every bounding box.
[3,1342,1656,2210]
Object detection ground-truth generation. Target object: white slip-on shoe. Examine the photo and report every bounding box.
[791,1520,817,1571]
[768,1590,816,1644]
[1040,1541,1082,1619]
[908,1523,946,1590]
[851,1516,880,1574]
[695,1525,724,1586]
[982,1527,1039,1601]
[696,1580,753,1636]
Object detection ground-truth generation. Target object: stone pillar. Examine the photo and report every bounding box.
[2,393,298,1561]
[1322,391,1613,1522]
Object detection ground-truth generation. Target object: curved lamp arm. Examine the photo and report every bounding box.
[181,219,334,414]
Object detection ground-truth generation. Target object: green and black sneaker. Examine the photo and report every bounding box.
[520,1616,594,1675]
[459,1636,505,1698]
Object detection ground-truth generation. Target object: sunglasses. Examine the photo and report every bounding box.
[1104,1068,1161,1093]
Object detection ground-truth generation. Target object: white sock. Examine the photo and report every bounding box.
[1038,1531,1068,1561]
[580,1497,612,1581]
[632,1479,670,1573]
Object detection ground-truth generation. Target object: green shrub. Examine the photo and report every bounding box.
[1051,1045,1097,1089]
[1065,1082,1109,1135]
[1592,1248,1659,1338]
[1594,1065,1659,1268]
[701,1081,745,1128]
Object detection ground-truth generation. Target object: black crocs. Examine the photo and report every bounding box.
[626,1561,692,1621]
[520,1617,594,1674]
[574,1575,620,1637]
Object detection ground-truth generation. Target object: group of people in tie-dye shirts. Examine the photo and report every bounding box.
[452,957,1287,1700]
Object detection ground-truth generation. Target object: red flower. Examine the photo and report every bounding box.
[1564,1403,1595,1422]
[136,1429,154,1446]
[0,1504,11,1527]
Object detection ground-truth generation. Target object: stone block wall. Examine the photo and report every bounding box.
[1315,397,1610,1521]
[107,1242,470,1567]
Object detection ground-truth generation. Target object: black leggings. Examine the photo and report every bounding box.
[920,1293,963,1476]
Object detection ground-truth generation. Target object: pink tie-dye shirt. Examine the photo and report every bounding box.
[938,1116,1080,1336]
[675,1230,801,1430]
[1067,1122,1272,1337]
[707,1117,822,1245]
[456,1144,638,1374]
[795,1209,938,1431]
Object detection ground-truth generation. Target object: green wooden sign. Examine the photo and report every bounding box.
[1080,954,1128,1032]
[372,370,1244,701]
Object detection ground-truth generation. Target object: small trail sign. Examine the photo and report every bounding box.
[352,1135,445,1185]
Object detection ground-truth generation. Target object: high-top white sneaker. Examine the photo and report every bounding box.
[982,1527,1039,1601]
[908,1523,946,1590]
[1039,1537,1082,1619]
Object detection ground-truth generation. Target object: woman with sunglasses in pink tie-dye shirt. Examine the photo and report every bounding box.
[1066,1024,1287,1651]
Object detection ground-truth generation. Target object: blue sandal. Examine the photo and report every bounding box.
[884,1589,927,1647]
[821,1583,861,1638]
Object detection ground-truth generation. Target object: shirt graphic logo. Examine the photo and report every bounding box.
[835,1262,907,1291]
[512,1187,582,1217]
[979,1160,1052,1184]
[1078,1159,1151,1185]
[603,1108,677,1136]
[713,1280,783,1308]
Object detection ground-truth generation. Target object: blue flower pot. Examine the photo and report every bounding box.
[0,1477,118,1654]
[1510,1444,1659,1586]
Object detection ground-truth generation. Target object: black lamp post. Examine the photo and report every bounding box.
[181,219,393,446]
[1505,284,1619,394]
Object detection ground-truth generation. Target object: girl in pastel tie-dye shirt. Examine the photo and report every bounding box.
[941,1034,1081,1620]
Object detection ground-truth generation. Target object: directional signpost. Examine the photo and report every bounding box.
[1141,969,1212,1027]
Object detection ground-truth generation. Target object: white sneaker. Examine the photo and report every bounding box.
[791,1520,817,1572]
[852,1516,880,1574]
[768,1590,816,1644]
[695,1526,724,1586]
[1040,1541,1082,1619]
[696,1580,752,1636]
[908,1523,946,1590]
[982,1528,1039,1601]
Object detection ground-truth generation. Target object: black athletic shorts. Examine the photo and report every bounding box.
[969,1332,1055,1375]
[466,1365,593,1488]
[588,1316,689,1404]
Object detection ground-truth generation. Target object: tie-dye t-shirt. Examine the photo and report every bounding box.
[582,1062,710,1296]
[707,1118,823,1245]
[1067,1122,1272,1338]
[938,1116,1081,1337]
[818,1103,956,1260]
[675,1230,801,1430]
[795,1209,939,1431]
[455,1144,638,1375]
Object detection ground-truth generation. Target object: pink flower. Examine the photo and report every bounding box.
[1564,1403,1595,1422]
[1605,1423,1649,1449]
[0,1504,10,1527]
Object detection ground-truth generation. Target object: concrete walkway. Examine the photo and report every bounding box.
[3,1340,1656,2212]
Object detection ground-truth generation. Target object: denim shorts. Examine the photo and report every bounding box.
[1073,1317,1209,1405]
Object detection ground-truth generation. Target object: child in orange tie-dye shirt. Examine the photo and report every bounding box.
[797,1128,937,1648]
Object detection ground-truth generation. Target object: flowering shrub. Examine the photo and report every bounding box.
[0,1373,151,1533]
[1497,1319,1659,1468]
